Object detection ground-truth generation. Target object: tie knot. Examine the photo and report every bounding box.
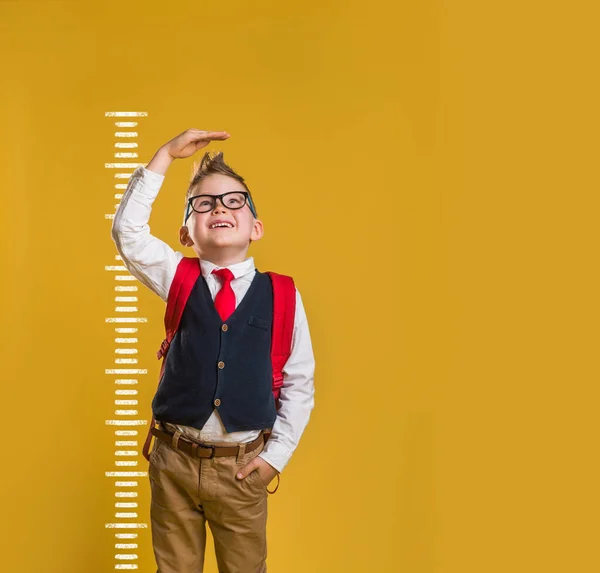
[211,268,234,284]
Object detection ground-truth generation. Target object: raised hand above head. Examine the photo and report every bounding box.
[164,128,231,160]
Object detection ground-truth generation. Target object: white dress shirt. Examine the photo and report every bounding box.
[111,165,315,473]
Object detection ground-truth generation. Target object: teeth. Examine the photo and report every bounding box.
[211,222,233,229]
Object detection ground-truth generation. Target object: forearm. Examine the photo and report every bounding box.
[146,145,174,176]
[258,380,315,473]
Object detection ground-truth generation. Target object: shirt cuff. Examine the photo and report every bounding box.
[257,442,293,474]
[141,165,165,184]
[129,165,165,199]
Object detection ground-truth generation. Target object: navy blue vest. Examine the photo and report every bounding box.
[151,269,277,432]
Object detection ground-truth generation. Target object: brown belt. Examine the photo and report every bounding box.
[151,425,270,459]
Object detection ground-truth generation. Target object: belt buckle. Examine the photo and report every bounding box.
[199,443,216,459]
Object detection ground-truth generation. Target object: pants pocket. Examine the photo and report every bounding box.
[236,441,268,492]
[248,467,267,489]
[149,437,162,465]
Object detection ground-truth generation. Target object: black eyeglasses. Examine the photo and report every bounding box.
[184,191,258,223]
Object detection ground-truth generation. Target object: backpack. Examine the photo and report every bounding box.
[142,256,296,461]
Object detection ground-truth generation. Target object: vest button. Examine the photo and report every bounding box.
[214,398,221,406]
[218,361,225,369]
[221,324,228,332]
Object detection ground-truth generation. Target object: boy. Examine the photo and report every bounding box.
[110,128,316,573]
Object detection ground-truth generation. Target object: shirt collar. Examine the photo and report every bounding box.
[200,256,256,280]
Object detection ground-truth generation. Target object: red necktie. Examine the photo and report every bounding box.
[211,268,236,321]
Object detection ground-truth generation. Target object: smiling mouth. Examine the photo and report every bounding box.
[209,223,235,230]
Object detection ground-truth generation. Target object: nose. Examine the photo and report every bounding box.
[211,197,229,213]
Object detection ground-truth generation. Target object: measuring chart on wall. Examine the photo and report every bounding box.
[104,111,149,571]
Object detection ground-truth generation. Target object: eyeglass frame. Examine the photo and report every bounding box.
[184,191,258,224]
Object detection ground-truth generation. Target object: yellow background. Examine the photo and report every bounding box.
[1,0,599,571]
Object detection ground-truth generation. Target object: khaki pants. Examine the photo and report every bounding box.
[148,425,270,573]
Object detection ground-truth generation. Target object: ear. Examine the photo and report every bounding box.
[179,225,195,247]
[250,218,264,242]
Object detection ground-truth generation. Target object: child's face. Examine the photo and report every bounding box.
[179,173,263,258]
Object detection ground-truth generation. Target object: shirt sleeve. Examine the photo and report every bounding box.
[258,287,316,473]
[110,165,185,302]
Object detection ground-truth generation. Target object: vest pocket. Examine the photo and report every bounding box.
[248,315,272,331]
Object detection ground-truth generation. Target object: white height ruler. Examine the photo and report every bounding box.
[104,111,149,571]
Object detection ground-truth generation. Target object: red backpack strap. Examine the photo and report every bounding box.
[265,272,296,410]
[142,256,201,461]
[157,257,202,360]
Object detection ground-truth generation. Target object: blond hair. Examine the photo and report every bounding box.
[185,151,257,215]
